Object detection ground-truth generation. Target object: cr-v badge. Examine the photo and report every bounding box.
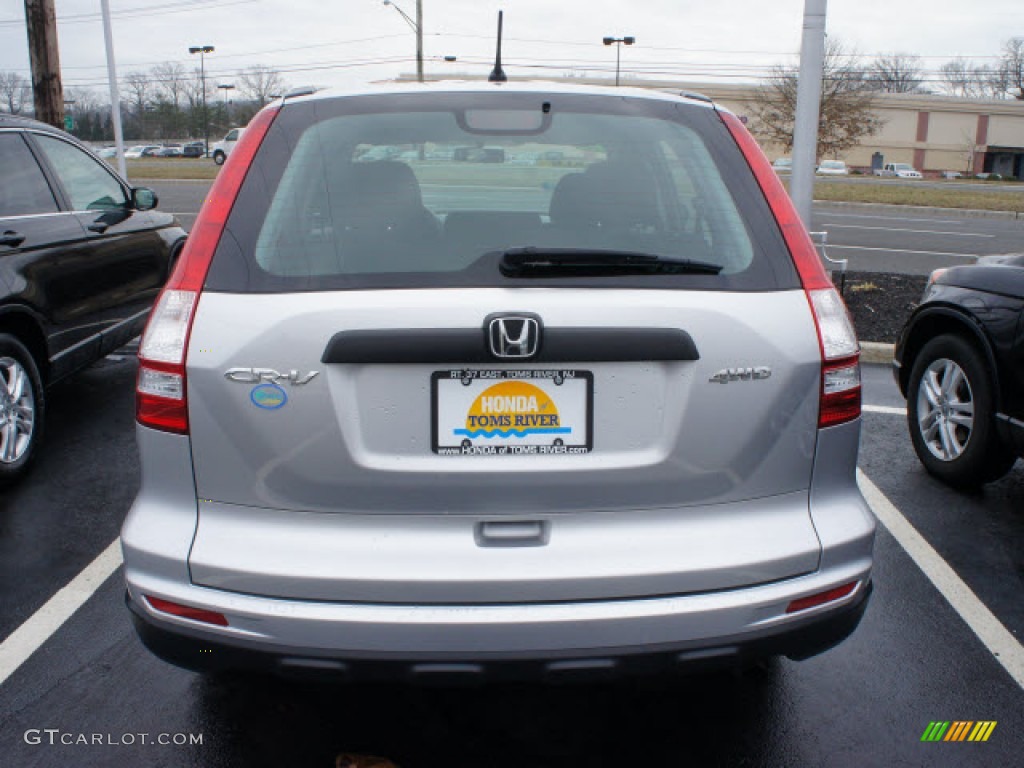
[224,368,320,385]
[224,368,320,410]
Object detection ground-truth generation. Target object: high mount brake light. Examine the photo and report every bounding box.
[136,105,280,434]
[720,111,861,428]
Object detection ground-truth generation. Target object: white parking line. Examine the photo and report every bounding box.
[863,404,905,416]
[0,538,122,687]
[822,224,993,238]
[858,470,1024,689]
[816,212,964,225]
[826,244,978,259]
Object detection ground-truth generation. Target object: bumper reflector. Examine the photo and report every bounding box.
[145,595,228,626]
[786,582,858,614]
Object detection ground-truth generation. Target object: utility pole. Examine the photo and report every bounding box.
[383,1,424,82]
[789,0,828,227]
[23,0,64,129]
[100,0,127,178]
[416,0,423,84]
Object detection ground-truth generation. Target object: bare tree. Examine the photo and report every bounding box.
[999,37,1024,99]
[751,40,883,160]
[868,53,924,93]
[122,71,153,137]
[939,58,975,97]
[152,61,188,109]
[0,71,28,114]
[151,61,189,138]
[238,65,287,108]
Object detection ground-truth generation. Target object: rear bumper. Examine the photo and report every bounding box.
[123,417,875,682]
[125,574,872,682]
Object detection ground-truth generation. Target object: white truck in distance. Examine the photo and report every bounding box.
[210,127,245,165]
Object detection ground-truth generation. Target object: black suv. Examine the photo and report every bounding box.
[895,255,1024,487]
[0,114,186,484]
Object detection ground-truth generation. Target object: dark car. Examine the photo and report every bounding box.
[894,255,1024,487]
[0,114,187,484]
[182,141,205,158]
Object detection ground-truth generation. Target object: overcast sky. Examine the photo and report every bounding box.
[1,0,1022,97]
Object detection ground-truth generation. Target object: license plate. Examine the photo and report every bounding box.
[432,369,593,456]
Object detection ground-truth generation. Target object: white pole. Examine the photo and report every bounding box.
[99,0,126,179]
[789,0,827,228]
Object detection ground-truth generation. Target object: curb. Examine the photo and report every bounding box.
[861,341,894,365]
[814,200,1022,221]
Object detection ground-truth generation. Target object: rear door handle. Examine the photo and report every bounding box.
[0,230,26,247]
[87,222,109,234]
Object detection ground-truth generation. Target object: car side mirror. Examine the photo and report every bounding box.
[132,187,158,211]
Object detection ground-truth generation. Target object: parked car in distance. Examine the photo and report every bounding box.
[894,255,1024,487]
[0,114,187,485]
[939,170,962,179]
[124,82,874,682]
[772,157,792,173]
[123,145,151,159]
[874,162,922,179]
[140,145,164,158]
[816,160,849,176]
[182,141,205,158]
[97,146,117,159]
[210,127,244,165]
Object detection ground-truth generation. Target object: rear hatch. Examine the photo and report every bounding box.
[169,89,835,603]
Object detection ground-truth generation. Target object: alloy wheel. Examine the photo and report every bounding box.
[0,356,36,463]
[916,357,974,461]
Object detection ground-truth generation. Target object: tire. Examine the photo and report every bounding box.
[0,334,45,487]
[906,334,1016,488]
[213,151,226,166]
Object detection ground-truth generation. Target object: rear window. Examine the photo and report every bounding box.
[206,92,797,293]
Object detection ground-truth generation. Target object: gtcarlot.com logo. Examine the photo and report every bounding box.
[921,721,997,743]
[24,729,203,747]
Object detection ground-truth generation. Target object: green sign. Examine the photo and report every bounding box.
[63,115,74,132]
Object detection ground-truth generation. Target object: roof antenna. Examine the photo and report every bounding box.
[488,10,507,83]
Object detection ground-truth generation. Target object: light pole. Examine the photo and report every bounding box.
[218,83,234,127]
[188,45,214,157]
[382,0,423,82]
[602,35,635,87]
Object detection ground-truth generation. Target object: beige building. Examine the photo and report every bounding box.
[689,83,1024,179]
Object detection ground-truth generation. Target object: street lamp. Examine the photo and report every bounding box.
[382,0,423,83]
[188,44,215,157]
[602,35,635,87]
[218,83,234,126]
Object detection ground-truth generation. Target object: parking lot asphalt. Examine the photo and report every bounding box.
[149,180,1024,279]
[0,355,1021,767]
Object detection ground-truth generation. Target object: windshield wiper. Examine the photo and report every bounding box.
[499,247,723,277]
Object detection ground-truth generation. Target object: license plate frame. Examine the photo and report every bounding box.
[431,369,593,457]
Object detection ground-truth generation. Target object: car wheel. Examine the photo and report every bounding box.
[213,151,226,166]
[907,334,1016,487]
[0,334,44,486]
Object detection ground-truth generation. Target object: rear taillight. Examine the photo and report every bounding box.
[720,111,861,428]
[136,105,279,434]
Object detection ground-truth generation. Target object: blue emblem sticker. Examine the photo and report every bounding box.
[250,383,287,410]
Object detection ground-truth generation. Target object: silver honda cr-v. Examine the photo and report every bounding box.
[123,82,874,682]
